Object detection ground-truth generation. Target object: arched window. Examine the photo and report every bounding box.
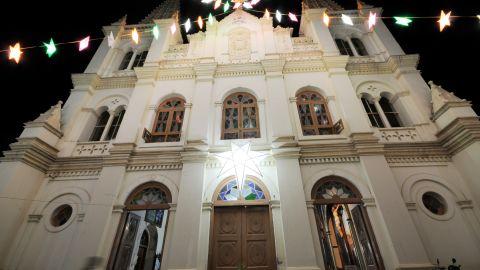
[379,97,402,127]
[335,39,354,56]
[361,97,385,128]
[312,177,384,270]
[109,182,171,270]
[297,91,335,135]
[119,52,134,70]
[222,92,260,140]
[351,38,369,56]
[216,179,266,202]
[151,98,185,142]
[89,111,110,141]
[105,108,125,141]
[132,51,148,68]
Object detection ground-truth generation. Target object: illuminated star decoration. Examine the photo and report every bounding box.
[341,14,354,25]
[394,17,412,27]
[215,142,268,192]
[438,10,452,32]
[233,2,242,9]
[152,25,160,40]
[170,23,177,34]
[208,13,214,25]
[223,1,230,12]
[251,0,260,5]
[214,0,222,10]
[288,12,298,22]
[276,10,282,22]
[79,36,90,51]
[243,2,252,9]
[368,12,377,30]
[323,12,330,27]
[43,38,57,58]
[185,18,192,32]
[132,28,140,44]
[197,16,204,29]
[9,43,22,64]
[107,31,116,47]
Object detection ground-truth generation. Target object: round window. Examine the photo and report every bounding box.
[422,192,447,216]
[50,205,73,227]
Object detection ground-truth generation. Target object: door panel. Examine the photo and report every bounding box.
[212,207,242,269]
[114,213,141,270]
[211,206,276,270]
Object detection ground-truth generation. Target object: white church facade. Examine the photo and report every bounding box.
[1,0,480,269]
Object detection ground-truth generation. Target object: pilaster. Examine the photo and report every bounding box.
[302,8,340,56]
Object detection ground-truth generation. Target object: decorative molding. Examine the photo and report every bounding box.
[72,142,110,157]
[28,214,43,223]
[436,117,480,155]
[300,156,360,165]
[47,169,101,180]
[379,127,421,143]
[1,138,58,173]
[112,205,125,213]
[457,200,474,210]
[126,163,182,172]
[405,201,417,211]
[386,156,450,167]
[347,54,419,75]
[362,198,376,207]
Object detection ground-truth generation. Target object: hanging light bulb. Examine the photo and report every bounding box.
[276,10,282,22]
[132,28,140,44]
[341,14,354,25]
[323,12,330,27]
[197,16,204,29]
[8,43,22,64]
[368,12,377,30]
[288,12,298,22]
[184,18,192,32]
[438,10,452,32]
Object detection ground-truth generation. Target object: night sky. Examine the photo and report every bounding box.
[0,0,479,153]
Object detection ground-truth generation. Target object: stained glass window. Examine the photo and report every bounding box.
[296,91,335,135]
[222,92,260,140]
[217,179,266,201]
[150,98,185,142]
[130,188,168,206]
[316,181,357,200]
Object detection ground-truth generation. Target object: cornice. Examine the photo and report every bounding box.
[350,133,384,156]
[436,117,480,155]
[347,54,419,76]
[102,143,136,167]
[23,121,63,139]
[215,62,264,78]
[1,138,58,172]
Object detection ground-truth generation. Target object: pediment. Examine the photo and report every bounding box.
[218,9,262,33]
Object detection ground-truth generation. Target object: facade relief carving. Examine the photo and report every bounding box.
[228,28,252,62]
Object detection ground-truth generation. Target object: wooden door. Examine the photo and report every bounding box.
[114,213,141,270]
[210,206,275,270]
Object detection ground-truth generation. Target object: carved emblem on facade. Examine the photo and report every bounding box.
[229,28,251,61]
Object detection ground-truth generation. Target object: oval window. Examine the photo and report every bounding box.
[422,192,447,216]
[50,204,73,227]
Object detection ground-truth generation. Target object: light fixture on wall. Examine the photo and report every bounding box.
[215,142,267,191]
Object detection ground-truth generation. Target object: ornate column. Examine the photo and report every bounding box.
[166,151,208,270]
[272,148,320,270]
[373,97,391,128]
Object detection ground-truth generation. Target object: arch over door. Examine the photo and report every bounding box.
[209,178,276,270]
[312,177,384,270]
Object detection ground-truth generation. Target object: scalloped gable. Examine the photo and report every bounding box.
[217,8,264,32]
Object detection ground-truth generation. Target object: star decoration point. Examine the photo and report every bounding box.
[9,43,22,64]
[438,10,452,32]
[43,38,57,58]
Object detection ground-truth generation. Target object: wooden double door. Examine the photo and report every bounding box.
[210,205,276,270]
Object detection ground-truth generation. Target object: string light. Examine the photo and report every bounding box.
[394,17,412,27]
[8,43,22,64]
[201,0,214,3]
[264,9,270,19]
[197,16,204,29]
[107,31,115,47]
[288,12,298,22]
[368,12,377,30]
[208,13,214,25]
[477,15,480,21]
[131,28,140,44]
[214,0,221,10]
[170,23,177,34]
[223,1,230,12]
[152,25,160,40]
[233,2,242,9]
[251,0,260,5]
[185,18,192,32]
[323,12,330,27]
[276,10,282,22]
[43,38,57,58]
[243,2,253,9]
[438,10,452,32]
[79,36,90,51]
[341,14,354,26]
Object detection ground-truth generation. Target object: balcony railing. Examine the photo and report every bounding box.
[142,128,181,143]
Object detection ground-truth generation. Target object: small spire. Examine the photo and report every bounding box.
[429,81,464,114]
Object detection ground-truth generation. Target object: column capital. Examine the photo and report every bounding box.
[194,60,217,81]
[261,58,286,77]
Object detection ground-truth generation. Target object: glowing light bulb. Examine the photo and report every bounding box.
[132,28,140,44]
[323,12,330,27]
[197,16,204,29]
